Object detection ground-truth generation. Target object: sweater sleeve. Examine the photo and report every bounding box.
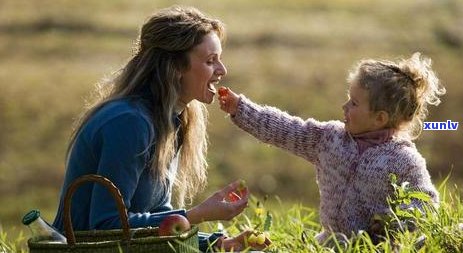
[381,154,438,236]
[231,95,326,163]
[397,150,440,209]
[88,112,186,229]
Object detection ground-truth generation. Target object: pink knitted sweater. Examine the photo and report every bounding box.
[231,96,439,239]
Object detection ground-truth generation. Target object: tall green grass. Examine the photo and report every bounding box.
[4,178,462,252]
[207,176,463,252]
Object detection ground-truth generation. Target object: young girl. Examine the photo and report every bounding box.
[218,52,445,244]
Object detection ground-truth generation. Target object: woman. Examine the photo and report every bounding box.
[52,5,266,252]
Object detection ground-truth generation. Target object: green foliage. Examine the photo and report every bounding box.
[201,177,463,252]
[0,230,26,253]
[4,183,463,252]
[1,0,463,247]
[263,210,273,232]
[382,173,432,225]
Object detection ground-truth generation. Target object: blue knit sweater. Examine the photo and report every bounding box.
[52,98,221,251]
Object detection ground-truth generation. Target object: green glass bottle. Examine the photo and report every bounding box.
[22,209,67,244]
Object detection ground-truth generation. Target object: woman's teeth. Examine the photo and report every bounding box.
[208,81,219,93]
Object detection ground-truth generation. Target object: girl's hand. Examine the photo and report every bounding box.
[187,180,249,224]
[217,86,239,116]
[216,230,272,252]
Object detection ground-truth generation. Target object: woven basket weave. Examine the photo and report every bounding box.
[27,174,199,253]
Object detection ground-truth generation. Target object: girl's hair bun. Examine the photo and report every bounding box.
[398,52,445,107]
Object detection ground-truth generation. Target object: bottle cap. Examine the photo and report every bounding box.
[22,209,40,225]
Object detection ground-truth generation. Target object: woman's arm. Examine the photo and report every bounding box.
[186,180,249,224]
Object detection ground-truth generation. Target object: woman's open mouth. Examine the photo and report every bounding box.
[208,80,220,94]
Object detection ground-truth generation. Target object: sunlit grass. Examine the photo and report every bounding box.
[1,0,462,248]
[6,181,462,252]
[204,180,463,252]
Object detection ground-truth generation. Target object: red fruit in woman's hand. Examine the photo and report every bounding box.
[218,87,228,97]
[228,191,241,202]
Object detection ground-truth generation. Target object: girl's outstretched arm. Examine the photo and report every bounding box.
[218,86,329,163]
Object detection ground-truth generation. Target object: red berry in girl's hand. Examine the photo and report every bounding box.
[218,87,228,97]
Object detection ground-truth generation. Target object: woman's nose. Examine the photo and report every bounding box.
[216,61,227,77]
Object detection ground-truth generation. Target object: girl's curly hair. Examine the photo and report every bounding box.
[347,52,446,139]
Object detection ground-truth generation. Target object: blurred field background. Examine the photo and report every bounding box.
[1,0,462,242]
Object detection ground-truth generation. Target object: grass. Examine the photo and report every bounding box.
[3,178,463,252]
[205,177,463,252]
[0,0,463,250]
[0,229,26,253]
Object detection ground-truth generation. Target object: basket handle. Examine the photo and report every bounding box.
[63,174,131,246]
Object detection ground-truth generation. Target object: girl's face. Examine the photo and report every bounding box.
[179,32,227,105]
[342,82,384,135]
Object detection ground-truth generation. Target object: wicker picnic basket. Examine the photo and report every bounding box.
[27,174,199,253]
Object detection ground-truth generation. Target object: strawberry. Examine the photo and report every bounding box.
[228,191,241,202]
[218,87,228,97]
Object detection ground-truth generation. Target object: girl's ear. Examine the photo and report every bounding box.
[375,111,389,128]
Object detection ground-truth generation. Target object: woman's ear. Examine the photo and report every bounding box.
[375,111,389,128]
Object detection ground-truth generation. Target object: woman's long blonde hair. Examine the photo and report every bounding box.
[68,6,225,207]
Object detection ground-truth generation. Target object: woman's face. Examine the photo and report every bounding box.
[179,32,227,105]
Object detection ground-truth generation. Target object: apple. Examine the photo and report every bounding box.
[158,214,191,236]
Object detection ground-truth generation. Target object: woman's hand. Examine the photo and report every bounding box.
[217,86,239,116]
[215,230,272,252]
[187,180,249,224]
